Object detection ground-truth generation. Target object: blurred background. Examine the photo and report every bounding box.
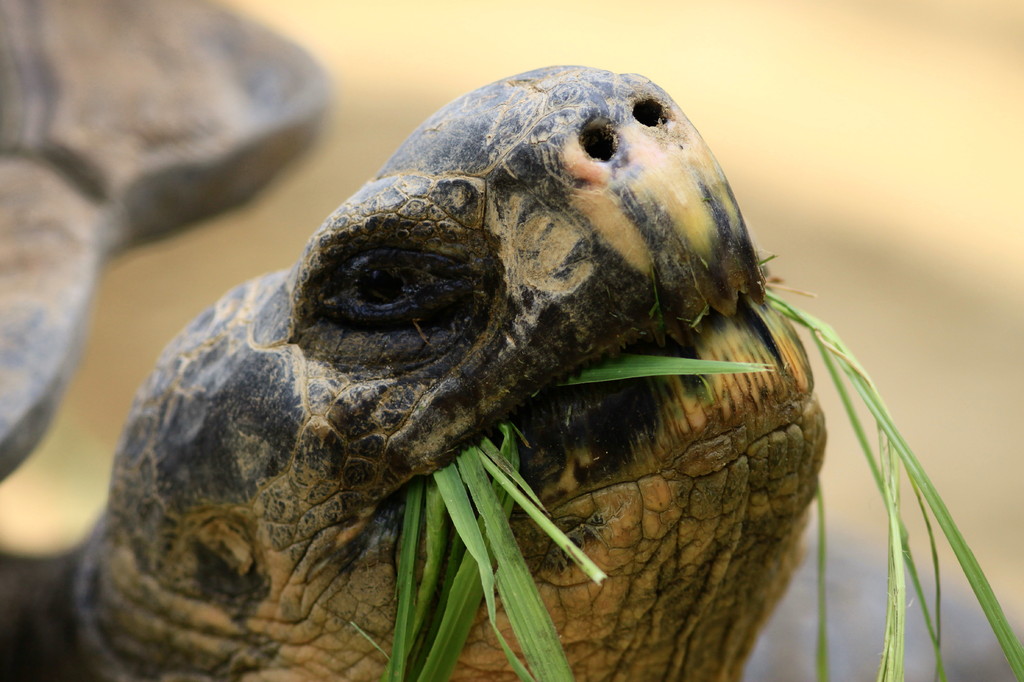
[1,0,1022,642]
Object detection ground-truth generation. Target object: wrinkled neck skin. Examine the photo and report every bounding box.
[76,271,413,680]
[71,67,825,681]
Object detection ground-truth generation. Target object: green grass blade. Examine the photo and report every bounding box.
[812,330,946,670]
[477,452,607,584]
[908,478,946,681]
[433,463,495,600]
[433,521,467,614]
[560,353,770,385]
[815,488,830,682]
[876,434,906,682]
[459,447,574,681]
[413,551,485,682]
[901,545,938,667]
[812,336,880,490]
[784,295,944,666]
[411,478,448,645]
[768,291,1024,678]
[411,427,532,681]
[434,458,534,681]
[351,621,390,661]
[478,435,546,512]
[383,477,424,682]
[411,516,468,680]
[848,369,1024,677]
[496,422,601,582]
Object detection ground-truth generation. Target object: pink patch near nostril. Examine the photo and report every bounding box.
[564,142,613,186]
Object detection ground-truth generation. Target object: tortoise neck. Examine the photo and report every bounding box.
[0,547,100,681]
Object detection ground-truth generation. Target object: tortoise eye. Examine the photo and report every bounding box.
[291,225,497,371]
[321,249,475,326]
[358,269,406,304]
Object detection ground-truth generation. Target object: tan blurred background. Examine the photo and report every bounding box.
[1,0,1022,629]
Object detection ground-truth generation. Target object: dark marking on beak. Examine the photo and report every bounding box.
[517,378,662,497]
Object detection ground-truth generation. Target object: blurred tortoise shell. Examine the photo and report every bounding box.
[0,0,328,479]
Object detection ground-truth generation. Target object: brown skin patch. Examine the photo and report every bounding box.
[451,399,824,681]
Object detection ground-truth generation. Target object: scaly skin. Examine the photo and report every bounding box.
[63,67,823,680]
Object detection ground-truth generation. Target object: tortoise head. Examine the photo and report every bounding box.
[79,67,823,680]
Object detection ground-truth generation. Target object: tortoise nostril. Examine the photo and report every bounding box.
[632,99,666,127]
[580,119,617,161]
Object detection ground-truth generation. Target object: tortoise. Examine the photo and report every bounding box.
[0,0,327,480]
[1,2,1015,681]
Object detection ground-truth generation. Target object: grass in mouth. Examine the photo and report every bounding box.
[383,425,608,682]
[372,292,1024,681]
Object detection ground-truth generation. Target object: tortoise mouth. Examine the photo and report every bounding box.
[514,337,701,504]
[441,301,823,677]
[510,299,809,510]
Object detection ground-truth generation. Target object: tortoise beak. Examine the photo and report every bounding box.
[566,116,765,342]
